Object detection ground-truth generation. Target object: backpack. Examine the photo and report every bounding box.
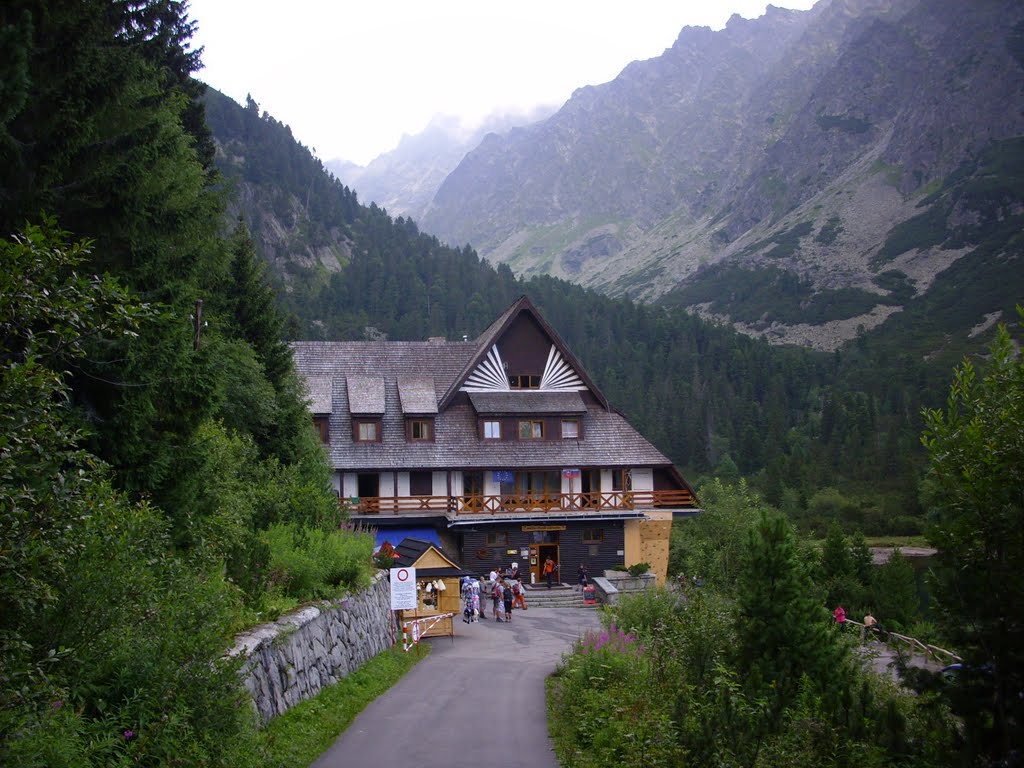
[512,581,521,596]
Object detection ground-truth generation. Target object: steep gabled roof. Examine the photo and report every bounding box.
[439,296,610,410]
[393,538,470,576]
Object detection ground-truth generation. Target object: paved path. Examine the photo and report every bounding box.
[858,638,944,678]
[312,606,603,768]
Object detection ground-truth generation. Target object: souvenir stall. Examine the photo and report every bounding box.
[393,538,472,638]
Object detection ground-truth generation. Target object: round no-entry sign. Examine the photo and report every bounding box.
[390,566,417,610]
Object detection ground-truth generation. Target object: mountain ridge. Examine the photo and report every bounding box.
[414,0,1023,349]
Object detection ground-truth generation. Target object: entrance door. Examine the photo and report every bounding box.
[580,469,599,508]
[538,544,560,587]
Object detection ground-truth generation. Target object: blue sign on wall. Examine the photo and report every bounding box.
[492,470,514,483]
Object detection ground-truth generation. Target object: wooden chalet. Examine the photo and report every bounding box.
[292,296,699,585]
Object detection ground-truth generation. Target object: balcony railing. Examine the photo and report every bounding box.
[342,489,696,516]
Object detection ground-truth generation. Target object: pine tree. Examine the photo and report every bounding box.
[736,511,841,721]
[869,548,918,629]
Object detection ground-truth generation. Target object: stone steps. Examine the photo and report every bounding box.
[519,586,596,609]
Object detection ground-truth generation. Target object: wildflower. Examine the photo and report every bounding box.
[122,729,136,741]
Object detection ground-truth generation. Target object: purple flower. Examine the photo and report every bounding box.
[122,729,136,742]
[50,700,63,710]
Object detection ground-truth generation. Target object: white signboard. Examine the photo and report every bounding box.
[390,567,417,610]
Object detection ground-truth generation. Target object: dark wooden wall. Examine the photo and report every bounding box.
[458,521,626,581]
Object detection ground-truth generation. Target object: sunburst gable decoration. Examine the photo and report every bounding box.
[462,345,510,391]
[461,344,584,392]
[540,345,584,390]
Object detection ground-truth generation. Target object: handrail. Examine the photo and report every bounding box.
[342,488,696,516]
[844,618,961,665]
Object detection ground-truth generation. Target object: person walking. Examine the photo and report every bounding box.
[576,563,589,591]
[502,579,514,622]
[543,557,556,589]
[833,605,847,630]
[492,581,503,621]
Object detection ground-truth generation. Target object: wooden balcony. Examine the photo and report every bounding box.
[342,489,696,517]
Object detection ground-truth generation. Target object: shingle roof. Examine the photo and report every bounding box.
[290,297,673,473]
[303,375,333,414]
[469,391,587,414]
[346,375,385,414]
[398,376,438,414]
[393,538,469,575]
[316,401,670,471]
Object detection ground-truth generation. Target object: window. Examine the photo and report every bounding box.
[486,531,508,546]
[561,419,579,439]
[313,415,330,444]
[410,471,432,496]
[463,471,484,496]
[355,420,379,442]
[483,420,501,439]
[408,419,432,441]
[582,528,604,543]
[518,420,544,439]
[509,374,541,389]
[501,471,560,496]
[611,469,631,492]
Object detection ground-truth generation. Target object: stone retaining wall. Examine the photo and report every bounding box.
[596,571,658,605]
[230,572,396,722]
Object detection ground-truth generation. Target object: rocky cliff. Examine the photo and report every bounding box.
[420,0,1024,348]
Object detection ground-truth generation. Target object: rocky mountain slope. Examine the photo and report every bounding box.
[327,107,555,222]
[420,0,1024,349]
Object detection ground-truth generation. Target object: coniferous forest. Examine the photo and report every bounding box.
[1,2,1021,767]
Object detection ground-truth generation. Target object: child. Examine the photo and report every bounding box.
[512,579,527,610]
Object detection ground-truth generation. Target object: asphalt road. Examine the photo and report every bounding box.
[312,606,603,768]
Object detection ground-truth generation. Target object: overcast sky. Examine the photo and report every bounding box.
[188,1,818,166]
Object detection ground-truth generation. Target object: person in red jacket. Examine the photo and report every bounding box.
[833,605,847,630]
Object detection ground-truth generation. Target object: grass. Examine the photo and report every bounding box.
[260,643,430,767]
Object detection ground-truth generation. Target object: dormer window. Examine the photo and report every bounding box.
[313,415,330,444]
[407,418,433,442]
[353,419,381,442]
[508,374,540,389]
[518,420,544,439]
[561,419,579,439]
[483,420,501,439]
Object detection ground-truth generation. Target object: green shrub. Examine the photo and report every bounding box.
[626,562,651,577]
[548,623,682,768]
[262,523,373,599]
